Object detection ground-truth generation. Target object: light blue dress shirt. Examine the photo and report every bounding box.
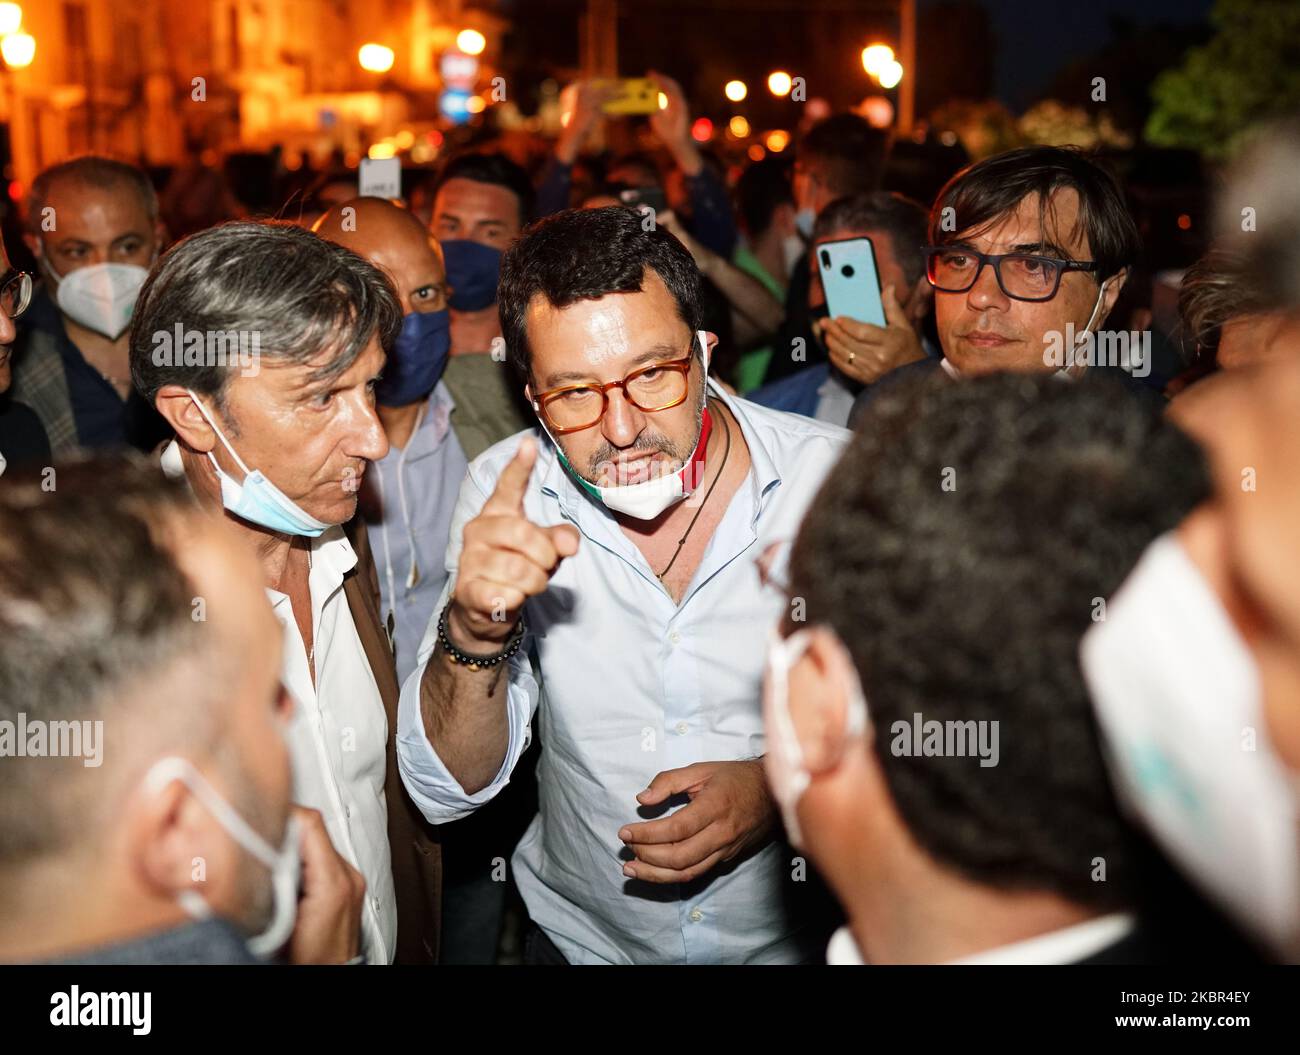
[397,380,849,964]
[372,382,470,686]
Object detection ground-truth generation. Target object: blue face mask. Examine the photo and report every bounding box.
[187,391,331,538]
[376,308,451,407]
[440,239,502,312]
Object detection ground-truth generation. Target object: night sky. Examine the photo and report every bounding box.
[959,0,1216,109]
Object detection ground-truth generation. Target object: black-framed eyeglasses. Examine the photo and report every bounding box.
[0,269,32,319]
[923,245,1099,302]
[529,351,695,433]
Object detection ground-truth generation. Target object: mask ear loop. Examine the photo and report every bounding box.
[1072,276,1111,361]
[144,757,280,871]
[770,626,874,774]
[186,390,255,481]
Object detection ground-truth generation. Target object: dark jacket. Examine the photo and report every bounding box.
[343,517,443,964]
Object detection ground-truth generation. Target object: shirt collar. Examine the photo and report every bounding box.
[946,912,1136,965]
[826,912,1136,965]
[537,378,782,528]
[826,926,866,965]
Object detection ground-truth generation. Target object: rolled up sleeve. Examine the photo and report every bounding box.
[394,441,541,824]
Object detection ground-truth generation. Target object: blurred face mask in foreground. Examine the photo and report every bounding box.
[1082,532,1300,960]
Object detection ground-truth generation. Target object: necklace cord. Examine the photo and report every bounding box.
[657,398,732,582]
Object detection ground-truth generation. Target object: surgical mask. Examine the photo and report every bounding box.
[187,390,331,538]
[376,308,451,407]
[43,254,148,340]
[762,626,869,848]
[535,331,713,521]
[1081,532,1300,959]
[794,207,816,240]
[144,756,301,959]
[440,239,502,312]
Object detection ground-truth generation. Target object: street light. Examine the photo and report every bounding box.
[861,44,894,77]
[877,59,904,89]
[724,79,747,103]
[767,71,792,97]
[0,30,32,69]
[358,43,395,74]
[0,4,20,36]
[457,29,486,56]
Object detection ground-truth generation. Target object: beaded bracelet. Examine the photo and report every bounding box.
[436,603,526,671]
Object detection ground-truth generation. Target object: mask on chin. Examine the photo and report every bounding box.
[1081,532,1300,959]
[187,391,331,538]
[535,330,715,521]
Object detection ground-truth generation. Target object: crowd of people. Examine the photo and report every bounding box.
[0,80,1297,966]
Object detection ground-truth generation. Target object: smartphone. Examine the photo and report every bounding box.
[359,157,401,200]
[817,237,886,328]
[595,77,662,115]
[618,185,668,215]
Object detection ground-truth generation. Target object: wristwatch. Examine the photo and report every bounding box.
[436,603,527,671]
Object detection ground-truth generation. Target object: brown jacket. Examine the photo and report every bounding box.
[342,518,442,964]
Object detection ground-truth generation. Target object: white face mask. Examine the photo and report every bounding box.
[45,257,148,340]
[144,756,301,959]
[1081,532,1300,959]
[762,626,869,848]
[535,330,714,521]
[794,207,816,240]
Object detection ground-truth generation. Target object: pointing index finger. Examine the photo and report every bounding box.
[483,435,537,515]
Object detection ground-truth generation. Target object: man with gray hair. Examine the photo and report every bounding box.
[0,457,364,964]
[12,156,168,454]
[129,220,441,964]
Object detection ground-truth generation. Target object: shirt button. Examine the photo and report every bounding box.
[668,630,681,644]
[689,908,703,923]
[675,721,689,735]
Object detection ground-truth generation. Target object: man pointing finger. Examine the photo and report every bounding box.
[397,206,848,965]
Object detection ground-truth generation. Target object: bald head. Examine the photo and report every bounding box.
[314,198,448,314]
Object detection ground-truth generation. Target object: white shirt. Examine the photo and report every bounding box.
[827,913,1137,965]
[397,380,850,964]
[161,440,397,965]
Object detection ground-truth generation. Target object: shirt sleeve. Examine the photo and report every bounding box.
[395,451,540,824]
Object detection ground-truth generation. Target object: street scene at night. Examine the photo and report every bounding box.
[0,0,1298,1037]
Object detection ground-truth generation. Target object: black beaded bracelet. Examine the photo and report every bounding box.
[436,603,526,671]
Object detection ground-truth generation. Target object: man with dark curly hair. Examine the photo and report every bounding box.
[763,371,1263,964]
